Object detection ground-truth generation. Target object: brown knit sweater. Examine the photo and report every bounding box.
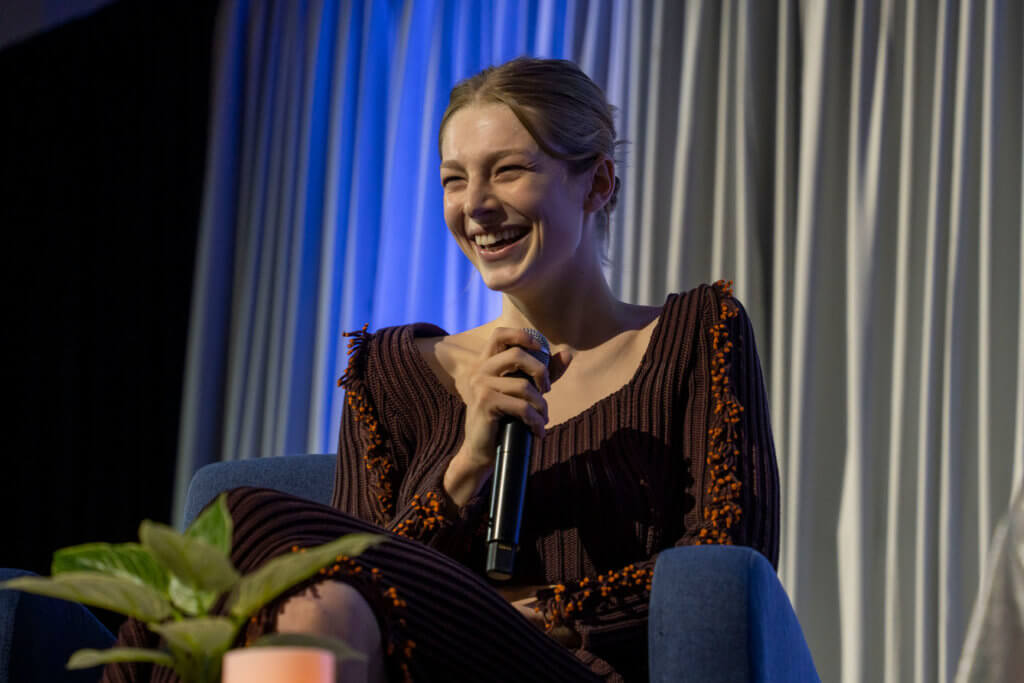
[330,281,780,677]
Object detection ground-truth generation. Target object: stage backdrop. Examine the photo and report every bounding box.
[175,2,1024,682]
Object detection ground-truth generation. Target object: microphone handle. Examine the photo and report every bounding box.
[485,415,533,581]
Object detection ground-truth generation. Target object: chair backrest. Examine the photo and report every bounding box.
[648,545,819,682]
[182,454,336,530]
[0,568,115,683]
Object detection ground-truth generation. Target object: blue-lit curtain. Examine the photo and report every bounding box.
[175,0,628,495]
[176,2,1024,683]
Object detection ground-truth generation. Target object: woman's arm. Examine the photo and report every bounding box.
[330,327,491,560]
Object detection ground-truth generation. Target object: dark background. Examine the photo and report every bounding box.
[0,0,219,632]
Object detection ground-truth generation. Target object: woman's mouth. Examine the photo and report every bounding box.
[473,226,530,261]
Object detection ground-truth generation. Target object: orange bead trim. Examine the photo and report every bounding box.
[697,280,744,545]
[339,325,397,523]
[535,563,655,632]
[389,490,448,538]
[338,327,451,542]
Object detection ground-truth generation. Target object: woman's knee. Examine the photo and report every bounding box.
[277,582,386,683]
[277,581,382,651]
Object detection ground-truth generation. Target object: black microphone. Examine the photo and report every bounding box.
[486,328,550,581]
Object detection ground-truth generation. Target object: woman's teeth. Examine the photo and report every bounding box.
[474,227,528,249]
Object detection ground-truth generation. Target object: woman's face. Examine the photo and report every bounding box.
[439,102,594,294]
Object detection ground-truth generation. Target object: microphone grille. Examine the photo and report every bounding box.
[522,328,550,368]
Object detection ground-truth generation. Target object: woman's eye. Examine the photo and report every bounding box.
[441,176,463,188]
[496,165,525,176]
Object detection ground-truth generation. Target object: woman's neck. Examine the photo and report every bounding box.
[496,269,628,351]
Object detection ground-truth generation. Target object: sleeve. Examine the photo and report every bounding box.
[533,281,781,651]
[330,326,488,561]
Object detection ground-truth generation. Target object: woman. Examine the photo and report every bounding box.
[104,57,778,683]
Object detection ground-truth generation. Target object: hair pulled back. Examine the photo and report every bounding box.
[439,57,624,250]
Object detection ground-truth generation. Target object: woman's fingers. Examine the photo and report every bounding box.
[511,598,545,630]
[486,375,548,420]
[496,584,550,603]
[465,372,548,436]
[512,604,544,631]
[482,327,550,387]
[511,597,581,647]
[481,326,546,358]
[458,326,553,459]
[483,389,547,437]
[480,343,550,392]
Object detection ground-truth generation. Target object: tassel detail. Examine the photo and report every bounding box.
[339,325,397,523]
[697,280,744,545]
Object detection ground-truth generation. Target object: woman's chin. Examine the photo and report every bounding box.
[479,270,522,293]
[476,261,535,293]
[475,254,568,297]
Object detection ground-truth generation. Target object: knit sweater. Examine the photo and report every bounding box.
[330,280,780,679]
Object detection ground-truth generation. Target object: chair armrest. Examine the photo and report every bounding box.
[0,568,115,683]
[648,545,819,682]
[182,454,336,529]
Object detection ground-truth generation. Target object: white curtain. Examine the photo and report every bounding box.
[610,1,1024,681]
[180,1,1024,681]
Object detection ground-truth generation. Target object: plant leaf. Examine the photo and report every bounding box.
[0,573,172,622]
[185,493,233,556]
[52,543,168,594]
[160,493,234,615]
[67,647,174,669]
[149,616,239,660]
[248,632,367,663]
[227,533,385,620]
[168,574,218,617]
[140,520,240,595]
[159,645,201,683]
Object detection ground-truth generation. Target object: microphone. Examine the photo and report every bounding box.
[486,328,550,581]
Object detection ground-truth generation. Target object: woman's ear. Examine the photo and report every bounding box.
[583,156,615,214]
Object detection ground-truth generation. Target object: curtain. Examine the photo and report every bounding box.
[176,1,1024,682]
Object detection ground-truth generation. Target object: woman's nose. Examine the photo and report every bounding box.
[464,177,500,219]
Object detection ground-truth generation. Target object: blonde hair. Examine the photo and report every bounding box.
[439,57,624,255]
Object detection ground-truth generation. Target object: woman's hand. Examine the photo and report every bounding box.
[443,327,570,506]
[510,596,546,629]
[498,585,581,647]
[462,326,552,454]
[509,596,582,648]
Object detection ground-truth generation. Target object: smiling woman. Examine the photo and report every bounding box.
[439,102,606,295]
[102,58,779,683]
[439,58,622,268]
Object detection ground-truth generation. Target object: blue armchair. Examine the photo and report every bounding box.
[1,454,818,682]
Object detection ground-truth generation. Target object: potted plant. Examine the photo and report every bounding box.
[0,493,385,683]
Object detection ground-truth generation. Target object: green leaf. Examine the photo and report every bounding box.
[140,520,240,595]
[157,493,234,616]
[149,616,239,660]
[227,533,385,620]
[248,632,367,663]
[168,574,219,617]
[52,543,169,594]
[67,647,174,669]
[0,573,172,622]
[186,493,233,556]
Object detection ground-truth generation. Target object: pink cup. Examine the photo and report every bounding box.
[222,647,336,683]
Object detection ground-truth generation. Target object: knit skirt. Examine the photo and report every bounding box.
[99,487,605,683]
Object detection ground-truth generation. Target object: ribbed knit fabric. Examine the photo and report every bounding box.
[100,282,778,683]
